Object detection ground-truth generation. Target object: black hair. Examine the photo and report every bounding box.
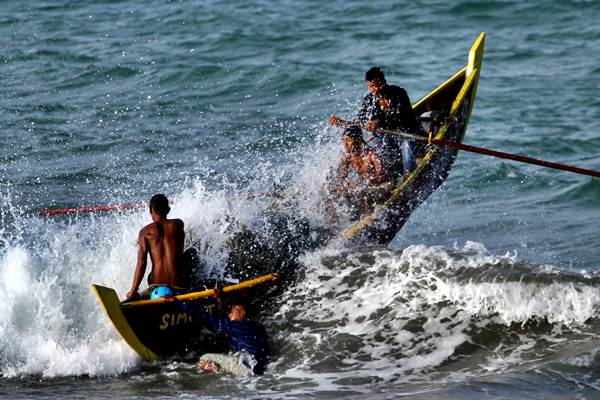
[365,67,385,82]
[343,126,364,141]
[227,302,251,318]
[150,194,170,216]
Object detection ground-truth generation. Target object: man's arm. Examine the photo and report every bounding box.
[126,228,149,299]
[329,93,375,128]
[368,151,387,184]
[171,297,227,334]
[337,155,351,192]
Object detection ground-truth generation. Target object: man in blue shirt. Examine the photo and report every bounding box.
[170,297,270,377]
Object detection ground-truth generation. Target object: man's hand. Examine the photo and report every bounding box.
[365,119,379,132]
[329,115,342,126]
[126,289,137,300]
[212,289,223,305]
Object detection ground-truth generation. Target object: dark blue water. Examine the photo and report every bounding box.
[1,1,599,399]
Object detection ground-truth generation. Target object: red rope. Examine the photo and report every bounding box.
[38,202,143,216]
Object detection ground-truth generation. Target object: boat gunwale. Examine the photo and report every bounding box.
[330,33,485,245]
[334,70,478,243]
[120,272,279,308]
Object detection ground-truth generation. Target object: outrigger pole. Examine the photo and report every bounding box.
[379,128,600,179]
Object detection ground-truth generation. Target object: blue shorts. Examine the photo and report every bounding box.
[150,285,174,299]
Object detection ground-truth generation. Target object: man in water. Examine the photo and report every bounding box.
[329,67,423,177]
[337,126,390,214]
[126,194,186,300]
[169,295,270,378]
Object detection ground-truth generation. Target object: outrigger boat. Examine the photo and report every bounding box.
[92,33,485,361]
[91,273,279,361]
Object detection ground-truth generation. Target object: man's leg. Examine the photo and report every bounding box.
[401,140,416,175]
[199,353,254,378]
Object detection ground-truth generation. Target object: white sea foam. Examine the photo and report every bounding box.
[0,180,271,378]
[271,242,600,389]
[1,172,598,383]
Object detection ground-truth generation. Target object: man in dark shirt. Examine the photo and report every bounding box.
[329,67,423,179]
[377,85,422,177]
[170,297,270,377]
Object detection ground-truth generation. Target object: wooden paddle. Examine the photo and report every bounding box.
[378,128,600,179]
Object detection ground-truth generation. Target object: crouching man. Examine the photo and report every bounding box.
[169,295,270,378]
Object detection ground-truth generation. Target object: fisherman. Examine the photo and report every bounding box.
[126,194,186,300]
[337,126,390,214]
[329,66,423,178]
[168,295,270,378]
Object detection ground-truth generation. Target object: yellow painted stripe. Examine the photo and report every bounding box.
[413,67,467,110]
[450,67,477,115]
[464,32,485,134]
[91,284,158,361]
[329,34,485,246]
[467,32,486,79]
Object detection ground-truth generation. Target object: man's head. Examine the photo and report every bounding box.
[228,304,247,321]
[149,194,170,217]
[365,67,386,97]
[342,126,365,154]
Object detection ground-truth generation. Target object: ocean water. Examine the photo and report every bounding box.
[1,0,599,399]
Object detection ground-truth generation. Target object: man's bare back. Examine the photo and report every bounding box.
[126,194,186,300]
[142,219,185,285]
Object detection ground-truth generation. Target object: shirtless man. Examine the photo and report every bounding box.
[337,127,390,214]
[126,194,185,300]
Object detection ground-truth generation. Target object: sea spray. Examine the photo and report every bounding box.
[0,180,263,377]
[268,242,600,389]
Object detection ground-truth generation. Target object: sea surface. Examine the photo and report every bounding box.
[1,1,600,399]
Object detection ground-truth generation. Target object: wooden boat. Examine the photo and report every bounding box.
[92,34,485,360]
[330,32,486,247]
[91,273,279,361]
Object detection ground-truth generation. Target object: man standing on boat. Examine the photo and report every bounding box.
[329,67,423,178]
[126,194,186,300]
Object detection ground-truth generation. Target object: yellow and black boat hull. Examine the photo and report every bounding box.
[92,273,279,360]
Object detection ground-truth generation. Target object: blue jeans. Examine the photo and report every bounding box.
[401,140,416,174]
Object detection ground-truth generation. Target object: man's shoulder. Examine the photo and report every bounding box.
[232,319,265,331]
[140,222,159,235]
[167,218,184,229]
[387,85,408,96]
